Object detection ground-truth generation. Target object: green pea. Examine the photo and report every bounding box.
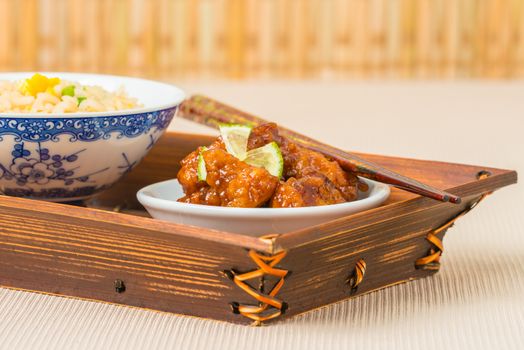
[61,85,75,97]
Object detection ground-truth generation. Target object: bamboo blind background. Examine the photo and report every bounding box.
[1,0,524,80]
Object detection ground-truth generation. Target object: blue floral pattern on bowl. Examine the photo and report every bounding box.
[0,107,175,142]
[0,142,108,186]
[0,106,178,201]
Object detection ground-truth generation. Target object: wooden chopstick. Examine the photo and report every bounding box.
[178,95,461,204]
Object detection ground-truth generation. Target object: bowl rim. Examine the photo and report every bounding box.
[137,178,391,218]
[0,72,185,118]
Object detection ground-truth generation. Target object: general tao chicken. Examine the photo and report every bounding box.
[177,123,366,208]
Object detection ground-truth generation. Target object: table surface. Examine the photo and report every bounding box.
[1,82,523,350]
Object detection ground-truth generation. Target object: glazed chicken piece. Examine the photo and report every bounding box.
[247,122,360,202]
[178,123,279,198]
[177,124,284,207]
[178,187,221,206]
[202,148,279,207]
[177,138,224,196]
[247,122,283,150]
[270,175,346,208]
[282,142,359,202]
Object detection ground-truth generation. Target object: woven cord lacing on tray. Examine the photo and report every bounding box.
[415,171,492,270]
[224,237,289,326]
[347,258,367,294]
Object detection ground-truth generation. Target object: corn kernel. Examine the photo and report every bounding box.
[20,73,61,97]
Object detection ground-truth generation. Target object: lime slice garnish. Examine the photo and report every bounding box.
[244,141,284,178]
[197,147,208,181]
[219,124,252,160]
[199,125,282,180]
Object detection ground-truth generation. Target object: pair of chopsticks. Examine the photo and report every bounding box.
[178,95,461,204]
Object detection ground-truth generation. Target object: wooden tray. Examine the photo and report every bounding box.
[0,131,517,325]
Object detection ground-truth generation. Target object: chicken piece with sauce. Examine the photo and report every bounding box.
[177,138,224,197]
[282,141,360,202]
[270,174,346,208]
[178,124,281,207]
[201,148,278,207]
[177,138,278,207]
[248,123,361,205]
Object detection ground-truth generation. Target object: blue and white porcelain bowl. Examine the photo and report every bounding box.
[0,72,185,202]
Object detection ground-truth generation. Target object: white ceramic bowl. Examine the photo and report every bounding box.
[0,72,184,202]
[137,178,390,236]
